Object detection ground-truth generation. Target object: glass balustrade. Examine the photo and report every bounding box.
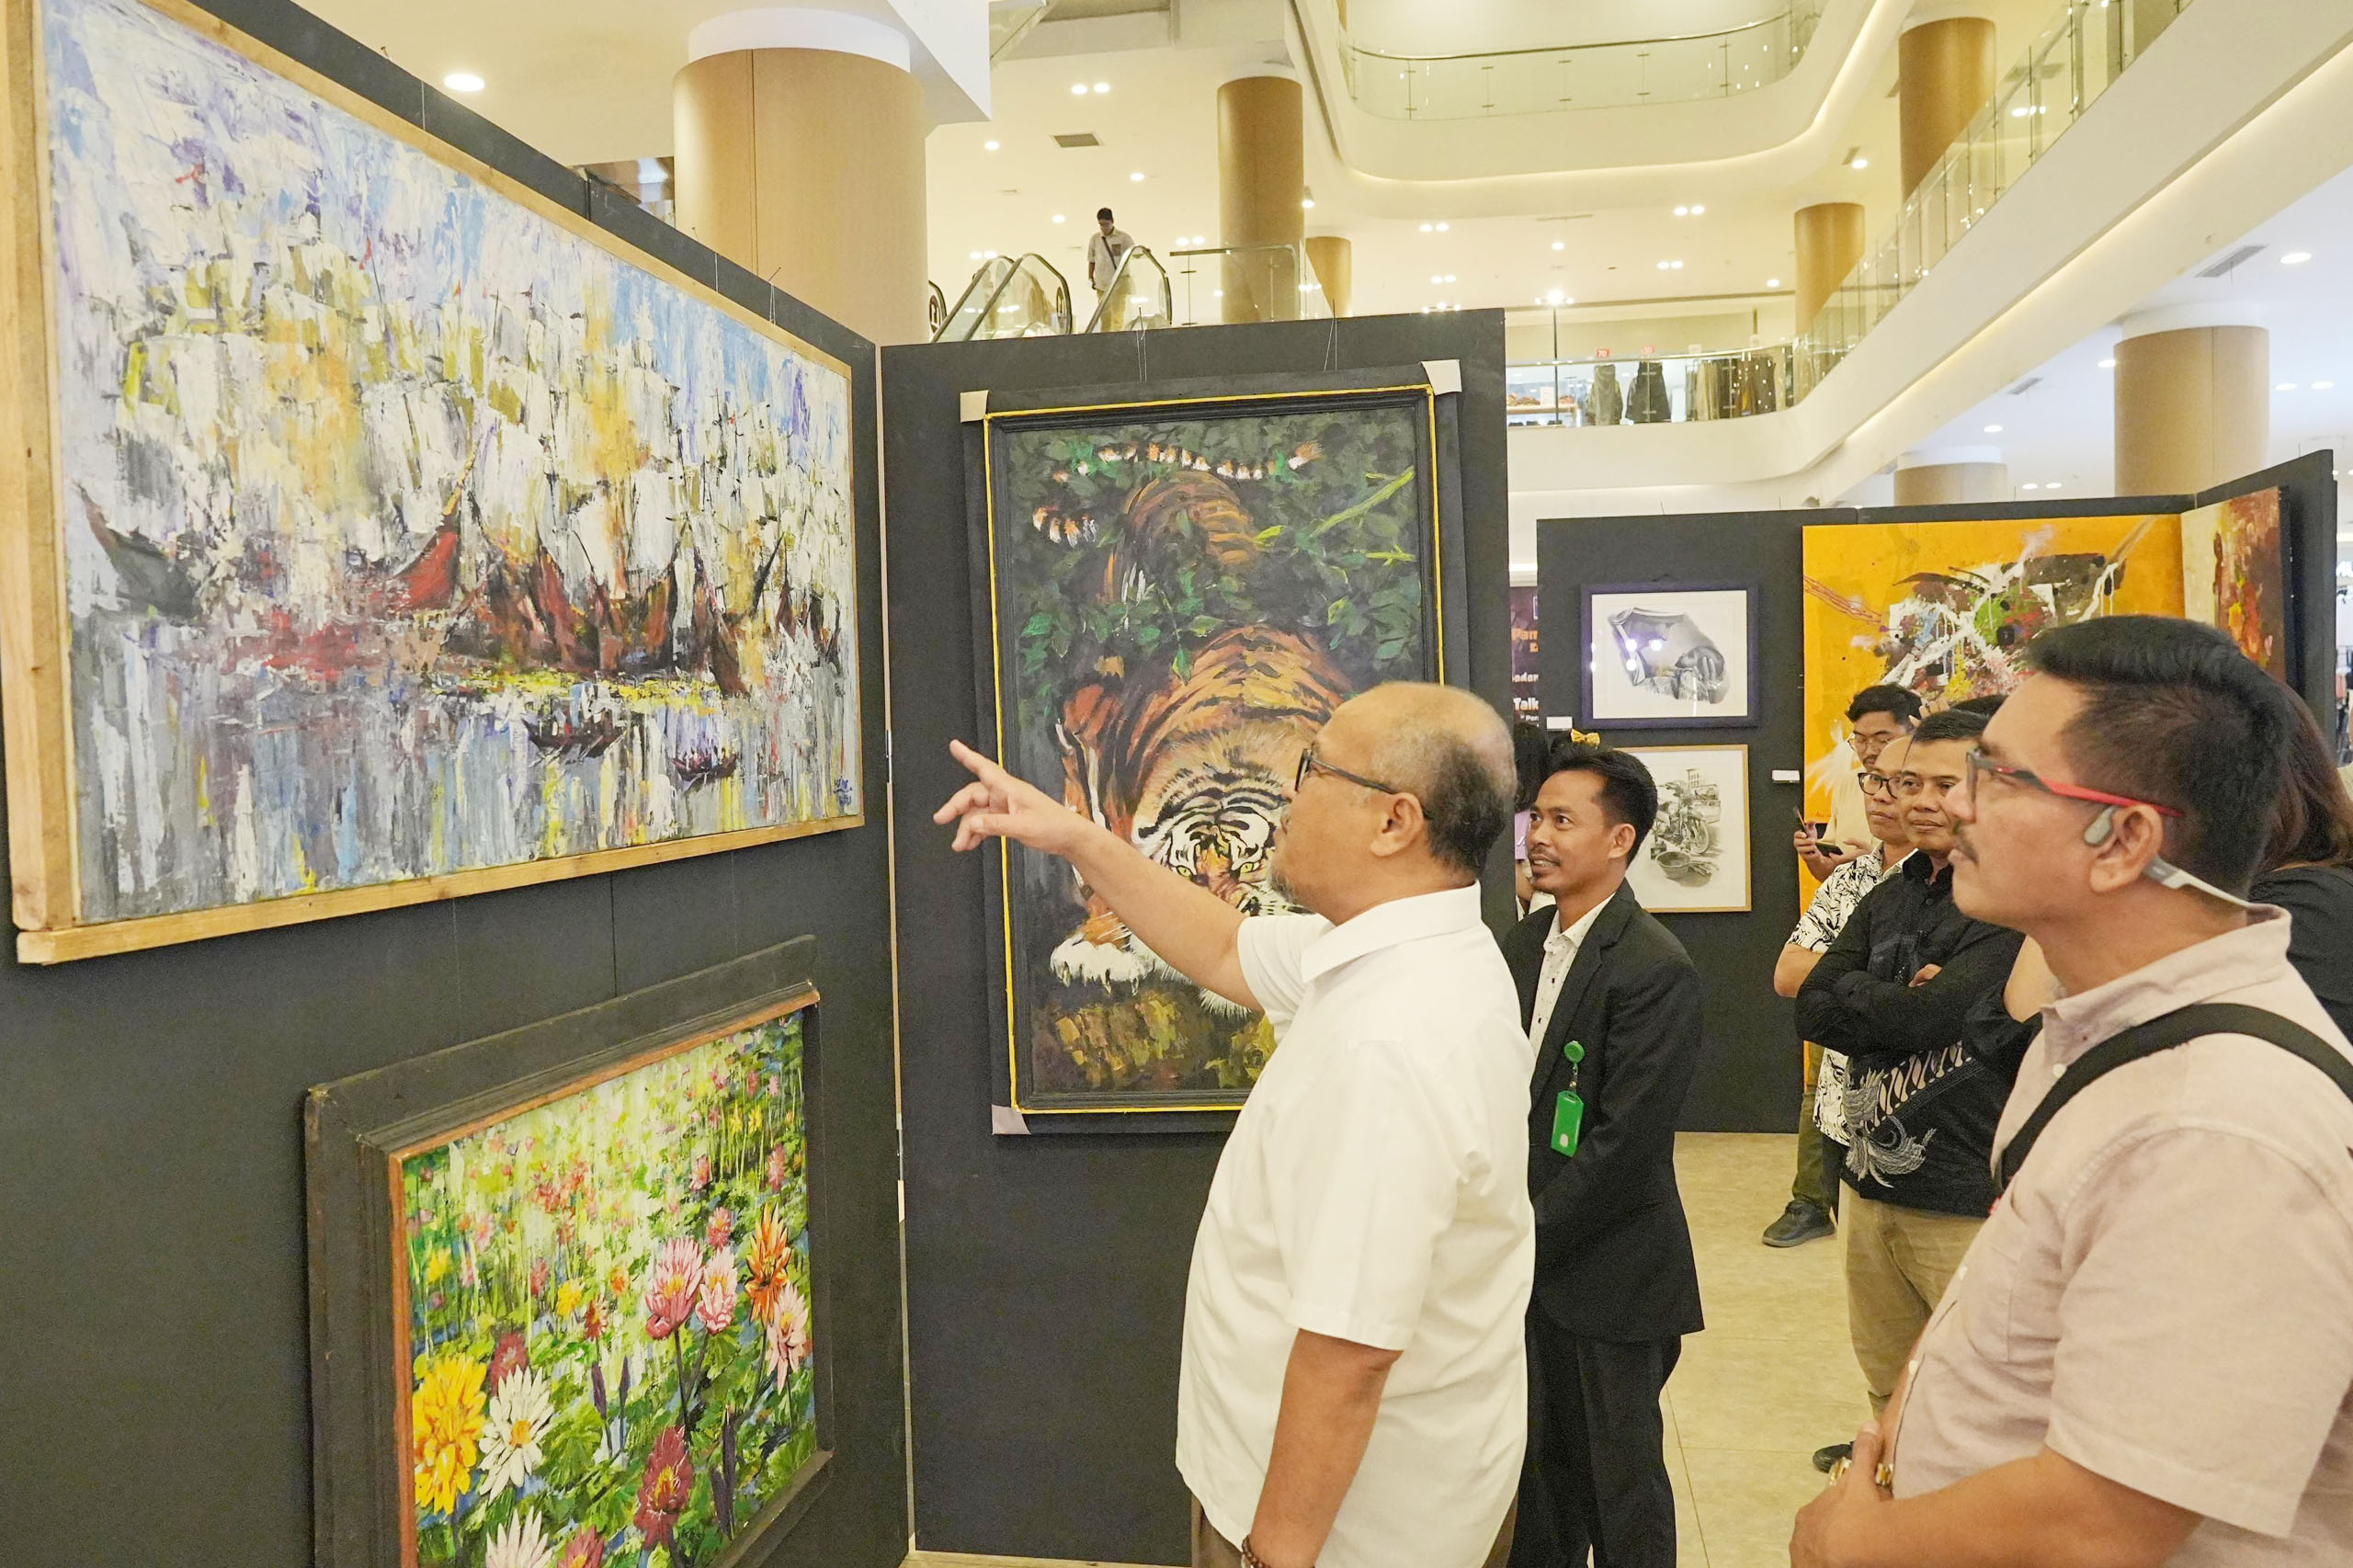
[934,254,1073,342]
[1165,244,1335,326]
[1507,0,2192,426]
[1339,1,1824,121]
[1084,245,1175,332]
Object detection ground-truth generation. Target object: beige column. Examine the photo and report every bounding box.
[1217,74,1306,324]
[1792,202,1865,333]
[1899,16,1998,196]
[1893,447,2008,506]
[675,33,927,345]
[2113,312,2270,495]
[1304,235,1352,317]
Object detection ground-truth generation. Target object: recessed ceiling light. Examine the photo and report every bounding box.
[2021,483,2039,491]
[1419,222,1433,233]
[1213,289,1223,297]
[1444,273,1456,282]
[1436,222,1449,232]
[1301,198,1315,210]
[983,250,998,259]
[2045,482,2062,489]
[1129,171,1143,182]
[1546,289,1567,304]
[983,140,1000,151]
[2282,251,2313,265]
[1849,154,1870,169]
[2097,358,2117,369]
[1766,277,1781,288]
[1093,81,1110,94]
[1552,240,1565,252]
[1051,213,1065,223]
[2314,380,2336,390]
[2278,382,2298,391]
[1674,205,1689,216]
[1984,424,2003,434]
[1430,274,1443,285]
[1072,83,1090,95]
[968,250,982,260]
[443,72,484,93]
[1691,203,1705,215]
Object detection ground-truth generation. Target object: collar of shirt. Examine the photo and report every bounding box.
[1298,884,1484,985]
[1543,894,1608,960]
[1899,850,1952,890]
[2036,906,2295,1068]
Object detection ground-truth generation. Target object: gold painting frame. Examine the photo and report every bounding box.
[0,0,861,964]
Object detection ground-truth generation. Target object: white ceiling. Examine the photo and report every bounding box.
[1893,157,2353,522]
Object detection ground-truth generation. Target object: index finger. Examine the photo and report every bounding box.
[948,738,1012,786]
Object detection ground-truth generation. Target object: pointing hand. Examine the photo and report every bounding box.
[932,739,1092,858]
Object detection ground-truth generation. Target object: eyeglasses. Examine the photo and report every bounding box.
[1296,744,1399,796]
[1856,770,1893,798]
[1961,749,2257,910]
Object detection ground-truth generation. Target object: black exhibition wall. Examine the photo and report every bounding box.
[883,311,1514,1563]
[1538,449,2339,1134]
[0,4,907,1565]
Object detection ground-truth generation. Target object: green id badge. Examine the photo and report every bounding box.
[1552,1091,1585,1156]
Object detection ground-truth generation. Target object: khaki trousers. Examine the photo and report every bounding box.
[1843,1192,1984,1415]
[1191,1497,1516,1568]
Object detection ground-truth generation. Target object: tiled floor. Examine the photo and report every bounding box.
[908,1131,1859,1568]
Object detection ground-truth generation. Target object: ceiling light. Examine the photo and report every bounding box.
[1051,213,1065,223]
[2314,380,2336,390]
[1552,240,1565,252]
[1691,204,1705,215]
[2278,382,2298,391]
[1674,205,1689,216]
[1657,260,1670,270]
[1849,154,1870,169]
[1072,83,1089,95]
[1984,424,2003,434]
[1431,274,1443,285]
[2045,482,2062,490]
[968,250,982,260]
[1546,289,1566,304]
[1129,171,1143,182]
[2282,251,2313,265]
[1436,222,1449,232]
[983,250,998,259]
[983,140,1000,151]
[2020,483,2039,491]
[2097,358,2117,369]
[1093,81,1110,93]
[1212,289,1223,297]
[1444,273,1456,282]
[1301,198,1315,209]
[443,72,484,93]
[1419,222,1433,233]
[1766,277,1780,288]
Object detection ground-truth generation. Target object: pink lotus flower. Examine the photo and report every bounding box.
[706,1208,733,1250]
[696,1244,739,1335]
[489,1331,530,1392]
[529,1258,551,1299]
[633,1426,693,1548]
[642,1237,700,1341]
[557,1528,604,1568]
[766,1145,790,1191]
[689,1153,712,1192]
[763,1277,813,1392]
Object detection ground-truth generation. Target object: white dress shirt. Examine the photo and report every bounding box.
[1526,895,1608,1049]
[1176,886,1536,1568]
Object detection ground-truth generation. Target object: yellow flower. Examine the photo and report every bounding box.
[555,1278,584,1318]
[425,1249,451,1285]
[412,1352,487,1515]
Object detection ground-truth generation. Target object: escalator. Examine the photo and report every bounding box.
[933,254,1073,342]
[1082,244,1173,332]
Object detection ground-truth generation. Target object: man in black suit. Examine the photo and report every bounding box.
[1503,739,1707,1568]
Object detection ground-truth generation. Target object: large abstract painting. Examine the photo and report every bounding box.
[2180,487,2289,679]
[0,0,859,962]
[977,383,1451,1118]
[308,958,826,1568]
[1800,514,2183,831]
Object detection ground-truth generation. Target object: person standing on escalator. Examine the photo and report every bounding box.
[1088,208,1135,299]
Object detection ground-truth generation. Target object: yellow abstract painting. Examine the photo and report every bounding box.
[1800,514,2184,827]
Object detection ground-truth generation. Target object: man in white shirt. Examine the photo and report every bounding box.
[1089,208,1135,295]
[936,682,1532,1568]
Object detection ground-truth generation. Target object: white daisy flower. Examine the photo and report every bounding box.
[483,1508,555,1568]
[478,1367,555,1496]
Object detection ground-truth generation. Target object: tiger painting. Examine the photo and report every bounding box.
[989,396,1437,1108]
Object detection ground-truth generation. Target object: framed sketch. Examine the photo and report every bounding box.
[306,941,830,1568]
[1581,584,1757,727]
[1620,744,1751,914]
[969,369,1467,1125]
[0,0,861,965]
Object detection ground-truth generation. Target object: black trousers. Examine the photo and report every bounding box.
[1507,1315,1682,1568]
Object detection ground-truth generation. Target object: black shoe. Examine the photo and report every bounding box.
[1762,1199,1836,1248]
[1813,1442,1853,1473]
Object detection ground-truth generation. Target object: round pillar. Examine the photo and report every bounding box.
[1304,235,1352,317]
[1216,74,1306,324]
[674,10,928,346]
[1792,202,1865,333]
[1898,16,1998,196]
[2114,308,2270,495]
[1893,446,2008,506]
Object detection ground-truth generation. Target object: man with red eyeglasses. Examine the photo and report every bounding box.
[1792,616,2353,1568]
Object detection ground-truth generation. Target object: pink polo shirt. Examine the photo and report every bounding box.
[1889,911,2353,1562]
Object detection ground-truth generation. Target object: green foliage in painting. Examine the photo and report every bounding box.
[401,1013,816,1568]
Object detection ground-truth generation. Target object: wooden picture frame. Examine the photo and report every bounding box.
[1618,743,1752,914]
[305,938,833,1568]
[965,368,1468,1129]
[1580,582,1760,729]
[0,0,862,965]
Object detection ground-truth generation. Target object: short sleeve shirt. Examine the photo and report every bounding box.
[1890,914,2353,1562]
[1176,886,1535,1568]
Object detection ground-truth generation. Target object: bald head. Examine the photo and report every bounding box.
[1327,683,1516,879]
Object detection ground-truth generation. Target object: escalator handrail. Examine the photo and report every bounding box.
[1081,244,1173,333]
[935,256,1017,342]
[959,252,1073,341]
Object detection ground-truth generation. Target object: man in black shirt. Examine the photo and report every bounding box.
[1795,707,2023,1419]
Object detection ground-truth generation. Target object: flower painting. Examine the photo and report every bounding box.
[980,390,1444,1113]
[394,1005,817,1567]
[6,0,858,960]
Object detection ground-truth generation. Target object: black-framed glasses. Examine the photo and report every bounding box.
[1856,769,1893,799]
[1296,744,1399,796]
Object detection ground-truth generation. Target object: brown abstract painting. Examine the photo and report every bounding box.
[2179,488,2289,679]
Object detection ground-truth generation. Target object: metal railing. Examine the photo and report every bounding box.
[934,253,1073,342]
[1506,0,2191,426]
[1165,244,1335,326]
[1339,1,1824,120]
[1084,244,1176,332]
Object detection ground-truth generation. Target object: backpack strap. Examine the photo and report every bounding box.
[1997,1003,2353,1192]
